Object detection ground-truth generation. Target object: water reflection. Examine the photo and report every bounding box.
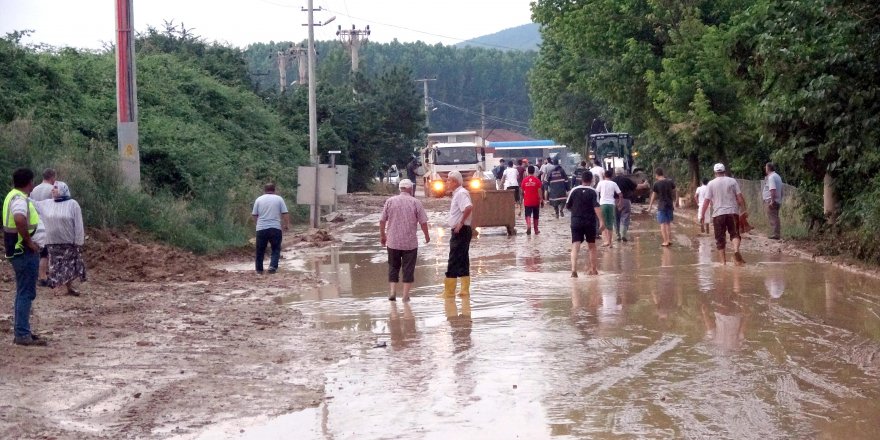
[444,297,475,405]
[701,269,749,353]
[388,302,418,350]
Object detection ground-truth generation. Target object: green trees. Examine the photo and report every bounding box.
[531,0,880,261]
[244,40,536,134]
[1,29,307,253]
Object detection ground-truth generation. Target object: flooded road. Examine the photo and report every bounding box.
[203,209,880,439]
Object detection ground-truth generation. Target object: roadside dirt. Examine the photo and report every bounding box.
[0,194,383,439]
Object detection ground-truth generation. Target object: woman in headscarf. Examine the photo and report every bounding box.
[35,182,85,296]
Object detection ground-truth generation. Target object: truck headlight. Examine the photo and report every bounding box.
[432,180,444,192]
[469,179,481,190]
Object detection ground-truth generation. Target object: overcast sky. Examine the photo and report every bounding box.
[1,0,536,49]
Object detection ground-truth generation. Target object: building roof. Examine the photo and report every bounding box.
[475,129,533,143]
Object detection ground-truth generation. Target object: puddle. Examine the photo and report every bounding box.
[213,211,880,439]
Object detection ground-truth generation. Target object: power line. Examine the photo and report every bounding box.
[432,99,531,130]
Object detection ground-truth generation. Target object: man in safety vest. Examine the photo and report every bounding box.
[3,168,47,346]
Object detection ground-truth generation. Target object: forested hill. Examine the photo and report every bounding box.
[456,23,541,52]
[244,40,536,134]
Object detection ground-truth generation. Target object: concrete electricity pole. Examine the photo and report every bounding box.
[301,4,336,228]
[276,44,309,90]
[415,78,436,129]
[115,0,140,188]
[336,25,370,72]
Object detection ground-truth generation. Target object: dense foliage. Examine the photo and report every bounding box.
[244,40,536,134]
[530,0,880,262]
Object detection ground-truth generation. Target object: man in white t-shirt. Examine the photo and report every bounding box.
[589,160,605,188]
[700,163,747,265]
[252,183,290,274]
[595,169,621,248]
[694,178,709,234]
[441,170,473,299]
[502,160,521,215]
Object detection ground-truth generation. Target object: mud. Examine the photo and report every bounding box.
[3,194,880,439]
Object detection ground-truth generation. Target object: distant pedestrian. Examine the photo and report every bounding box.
[611,168,637,242]
[406,156,421,195]
[547,159,569,218]
[34,183,85,296]
[252,183,289,274]
[694,178,709,234]
[595,169,621,248]
[30,168,67,285]
[572,161,588,189]
[380,179,430,302]
[590,160,605,188]
[440,171,473,298]
[4,168,47,346]
[502,160,521,215]
[763,162,784,239]
[566,172,605,277]
[492,158,507,190]
[521,165,543,235]
[700,163,747,265]
[540,157,555,200]
[647,167,676,247]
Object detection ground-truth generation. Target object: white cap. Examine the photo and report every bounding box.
[713,163,725,173]
[398,179,413,189]
[447,170,463,185]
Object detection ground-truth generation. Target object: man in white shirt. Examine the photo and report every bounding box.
[762,162,784,239]
[441,171,473,299]
[694,178,709,234]
[589,160,605,188]
[30,168,67,284]
[252,183,290,274]
[502,160,521,215]
[700,163,747,265]
[595,169,621,247]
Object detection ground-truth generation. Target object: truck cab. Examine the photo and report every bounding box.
[422,132,489,197]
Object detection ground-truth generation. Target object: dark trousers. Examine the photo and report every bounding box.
[445,225,472,278]
[766,201,781,238]
[388,248,418,283]
[12,250,39,338]
[255,228,282,272]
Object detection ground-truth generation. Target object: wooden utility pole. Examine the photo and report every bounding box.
[115,0,140,188]
[337,25,371,72]
[415,78,436,129]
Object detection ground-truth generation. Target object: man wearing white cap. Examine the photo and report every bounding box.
[440,170,473,298]
[700,163,747,265]
[380,179,430,302]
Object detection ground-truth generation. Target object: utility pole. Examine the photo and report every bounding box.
[336,25,370,72]
[275,45,294,93]
[301,5,336,228]
[115,0,140,188]
[415,78,436,130]
[292,45,308,86]
[481,102,486,139]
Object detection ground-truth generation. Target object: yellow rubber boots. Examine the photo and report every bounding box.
[439,277,457,298]
[458,276,471,297]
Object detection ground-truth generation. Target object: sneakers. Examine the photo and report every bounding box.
[526,227,532,235]
[268,267,277,274]
[13,335,47,346]
[571,271,578,278]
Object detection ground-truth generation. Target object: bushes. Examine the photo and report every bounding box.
[0,34,307,254]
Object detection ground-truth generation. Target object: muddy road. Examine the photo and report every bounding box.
[3,193,880,439]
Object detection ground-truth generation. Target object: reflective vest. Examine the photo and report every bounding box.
[3,188,40,258]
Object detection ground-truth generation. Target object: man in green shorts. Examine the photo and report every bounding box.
[595,169,621,248]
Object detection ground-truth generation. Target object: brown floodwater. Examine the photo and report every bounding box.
[201,210,880,439]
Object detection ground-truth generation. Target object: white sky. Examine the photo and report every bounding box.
[0,0,535,49]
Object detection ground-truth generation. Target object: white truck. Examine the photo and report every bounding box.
[421,131,490,197]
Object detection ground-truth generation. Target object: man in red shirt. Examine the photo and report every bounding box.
[521,165,544,235]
